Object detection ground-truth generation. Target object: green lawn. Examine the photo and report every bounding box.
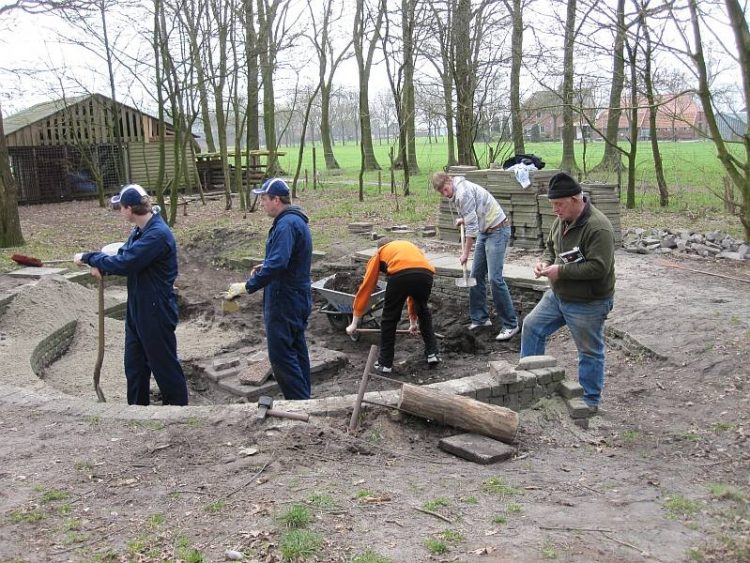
[272,137,738,213]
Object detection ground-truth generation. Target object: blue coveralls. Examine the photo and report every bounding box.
[83,213,189,406]
[246,206,313,400]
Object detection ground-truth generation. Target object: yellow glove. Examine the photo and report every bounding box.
[224,282,247,300]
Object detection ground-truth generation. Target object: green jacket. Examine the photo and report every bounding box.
[542,198,615,302]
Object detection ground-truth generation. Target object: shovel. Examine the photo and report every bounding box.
[455,224,477,288]
[91,242,125,402]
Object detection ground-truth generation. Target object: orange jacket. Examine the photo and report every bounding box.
[352,240,435,319]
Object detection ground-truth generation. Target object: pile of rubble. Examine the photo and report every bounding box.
[622,228,749,260]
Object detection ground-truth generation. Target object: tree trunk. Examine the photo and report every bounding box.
[594,0,625,173]
[402,0,418,173]
[320,83,340,169]
[292,86,322,197]
[559,0,578,173]
[641,18,668,207]
[0,107,25,248]
[454,0,475,166]
[398,384,519,444]
[507,0,525,155]
[354,0,382,171]
[246,0,260,152]
[625,42,638,209]
[258,0,280,176]
[687,0,750,239]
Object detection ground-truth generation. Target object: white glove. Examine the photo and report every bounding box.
[224,282,247,300]
[345,316,361,336]
[74,253,85,266]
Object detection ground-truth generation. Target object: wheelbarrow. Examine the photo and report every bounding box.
[311,274,387,335]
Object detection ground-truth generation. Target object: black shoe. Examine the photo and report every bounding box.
[426,353,441,366]
[372,361,393,374]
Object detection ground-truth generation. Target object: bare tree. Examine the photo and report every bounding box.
[638,0,668,207]
[503,0,525,154]
[681,0,750,238]
[354,0,384,170]
[559,0,579,172]
[306,0,352,170]
[421,0,456,167]
[592,0,626,172]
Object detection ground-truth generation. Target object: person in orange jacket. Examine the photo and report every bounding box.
[346,239,440,373]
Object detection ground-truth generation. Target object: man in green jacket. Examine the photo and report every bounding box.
[520,172,615,411]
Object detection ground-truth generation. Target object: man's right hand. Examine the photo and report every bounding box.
[224,282,247,300]
[533,262,549,278]
[74,253,85,267]
[345,316,361,336]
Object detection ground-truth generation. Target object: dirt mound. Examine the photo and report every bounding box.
[0,275,115,338]
[323,271,364,294]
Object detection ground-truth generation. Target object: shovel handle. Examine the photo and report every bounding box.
[266,409,310,422]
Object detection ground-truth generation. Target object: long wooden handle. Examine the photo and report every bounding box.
[93,278,106,403]
[355,328,444,339]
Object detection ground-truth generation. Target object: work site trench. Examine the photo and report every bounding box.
[0,252,604,424]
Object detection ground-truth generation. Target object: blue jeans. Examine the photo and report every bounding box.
[469,226,518,330]
[520,290,614,406]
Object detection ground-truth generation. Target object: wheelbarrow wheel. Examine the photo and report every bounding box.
[327,313,352,331]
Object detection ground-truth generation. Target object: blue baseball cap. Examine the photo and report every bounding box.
[253,178,290,197]
[111,184,148,207]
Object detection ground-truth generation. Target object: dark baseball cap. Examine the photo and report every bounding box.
[253,178,290,197]
[111,184,148,207]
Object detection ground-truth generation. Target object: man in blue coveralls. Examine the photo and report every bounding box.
[74,184,189,406]
[225,178,313,400]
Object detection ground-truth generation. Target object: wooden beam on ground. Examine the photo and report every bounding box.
[398,384,519,444]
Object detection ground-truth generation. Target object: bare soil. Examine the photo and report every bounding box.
[0,197,748,562]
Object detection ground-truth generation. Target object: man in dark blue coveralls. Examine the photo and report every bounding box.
[225,178,313,400]
[74,184,189,406]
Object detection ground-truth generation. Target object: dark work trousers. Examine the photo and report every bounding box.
[266,317,312,400]
[378,269,439,368]
[123,315,189,406]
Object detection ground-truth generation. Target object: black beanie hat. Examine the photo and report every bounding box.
[547,172,582,199]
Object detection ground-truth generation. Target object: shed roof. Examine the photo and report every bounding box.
[3,93,174,136]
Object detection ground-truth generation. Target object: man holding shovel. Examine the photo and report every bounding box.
[224,178,313,400]
[74,184,189,406]
[432,172,519,341]
[345,238,440,373]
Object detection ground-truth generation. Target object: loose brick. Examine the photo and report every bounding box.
[517,355,557,370]
[488,360,517,383]
[558,380,583,399]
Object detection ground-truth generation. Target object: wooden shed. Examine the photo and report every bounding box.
[4,93,199,203]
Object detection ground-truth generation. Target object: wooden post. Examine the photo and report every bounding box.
[349,345,379,433]
[304,169,309,192]
[312,147,318,190]
[378,170,382,194]
[398,384,518,444]
[389,146,395,194]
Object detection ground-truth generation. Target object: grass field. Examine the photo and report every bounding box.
[273,136,740,214]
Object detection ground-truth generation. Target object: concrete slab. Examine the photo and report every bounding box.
[8,267,68,278]
[218,376,279,400]
[439,433,515,464]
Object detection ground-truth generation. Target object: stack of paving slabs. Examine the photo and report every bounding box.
[581,183,622,246]
[475,168,560,250]
[437,168,560,250]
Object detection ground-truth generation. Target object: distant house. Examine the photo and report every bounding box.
[521,88,596,141]
[593,94,706,141]
[4,93,199,204]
